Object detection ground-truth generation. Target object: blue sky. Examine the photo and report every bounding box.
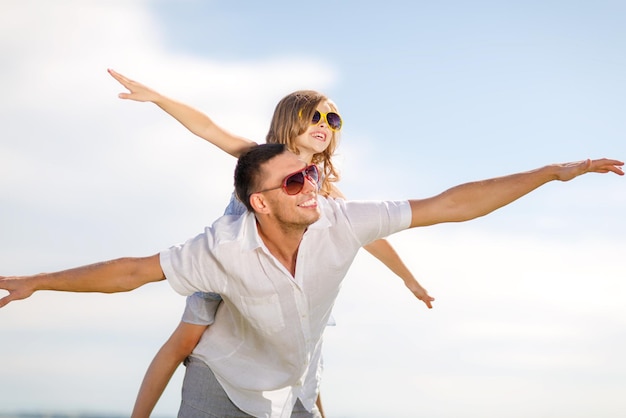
[1,1,626,417]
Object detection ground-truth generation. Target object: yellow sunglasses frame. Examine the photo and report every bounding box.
[299,109,343,131]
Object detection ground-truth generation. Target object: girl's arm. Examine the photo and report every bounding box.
[108,69,257,158]
[329,185,434,309]
[316,393,327,418]
[362,239,434,308]
[131,321,208,418]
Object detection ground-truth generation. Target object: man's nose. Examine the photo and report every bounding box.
[302,174,318,193]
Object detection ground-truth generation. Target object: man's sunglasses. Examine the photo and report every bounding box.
[254,164,319,196]
[300,109,343,132]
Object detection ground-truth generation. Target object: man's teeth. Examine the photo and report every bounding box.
[299,198,317,207]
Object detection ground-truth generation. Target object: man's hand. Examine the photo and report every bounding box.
[0,275,36,308]
[554,158,624,182]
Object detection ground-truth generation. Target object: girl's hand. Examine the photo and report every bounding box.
[405,279,435,309]
[108,68,161,103]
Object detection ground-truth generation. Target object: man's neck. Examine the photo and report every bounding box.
[256,220,305,277]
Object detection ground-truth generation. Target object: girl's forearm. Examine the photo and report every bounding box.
[363,239,414,283]
[152,95,256,158]
[131,345,183,418]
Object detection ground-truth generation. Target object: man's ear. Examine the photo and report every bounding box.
[250,193,270,214]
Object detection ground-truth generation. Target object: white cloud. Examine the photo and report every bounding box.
[0,0,337,265]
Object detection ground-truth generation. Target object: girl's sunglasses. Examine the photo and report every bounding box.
[255,164,319,195]
[300,109,343,131]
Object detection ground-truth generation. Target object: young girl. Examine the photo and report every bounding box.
[108,69,434,417]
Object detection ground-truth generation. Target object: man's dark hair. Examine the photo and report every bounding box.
[234,143,287,212]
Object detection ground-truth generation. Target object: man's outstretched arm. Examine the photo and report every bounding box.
[409,158,624,228]
[0,254,164,308]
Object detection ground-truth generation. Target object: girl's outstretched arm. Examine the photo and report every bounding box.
[131,321,208,418]
[108,69,257,158]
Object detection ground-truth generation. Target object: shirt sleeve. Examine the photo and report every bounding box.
[160,229,221,296]
[187,192,244,326]
[181,292,222,325]
[340,200,411,245]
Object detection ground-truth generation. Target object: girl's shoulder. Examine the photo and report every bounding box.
[223,193,247,216]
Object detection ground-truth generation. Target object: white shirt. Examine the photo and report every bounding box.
[160,197,412,418]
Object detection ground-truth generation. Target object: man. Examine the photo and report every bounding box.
[0,144,623,417]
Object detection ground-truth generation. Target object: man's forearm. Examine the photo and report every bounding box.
[436,166,553,222]
[0,254,164,307]
[32,255,164,293]
[409,166,552,227]
[409,158,623,228]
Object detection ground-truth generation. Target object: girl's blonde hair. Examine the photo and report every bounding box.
[265,90,340,197]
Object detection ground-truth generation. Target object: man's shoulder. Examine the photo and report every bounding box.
[317,195,345,218]
[315,196,377,225]
[319,196,395,213]
[208,211,254,243]
[319,197,411,228]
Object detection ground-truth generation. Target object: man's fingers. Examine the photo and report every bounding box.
[589,158,624,175]
[0,293,14,308]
